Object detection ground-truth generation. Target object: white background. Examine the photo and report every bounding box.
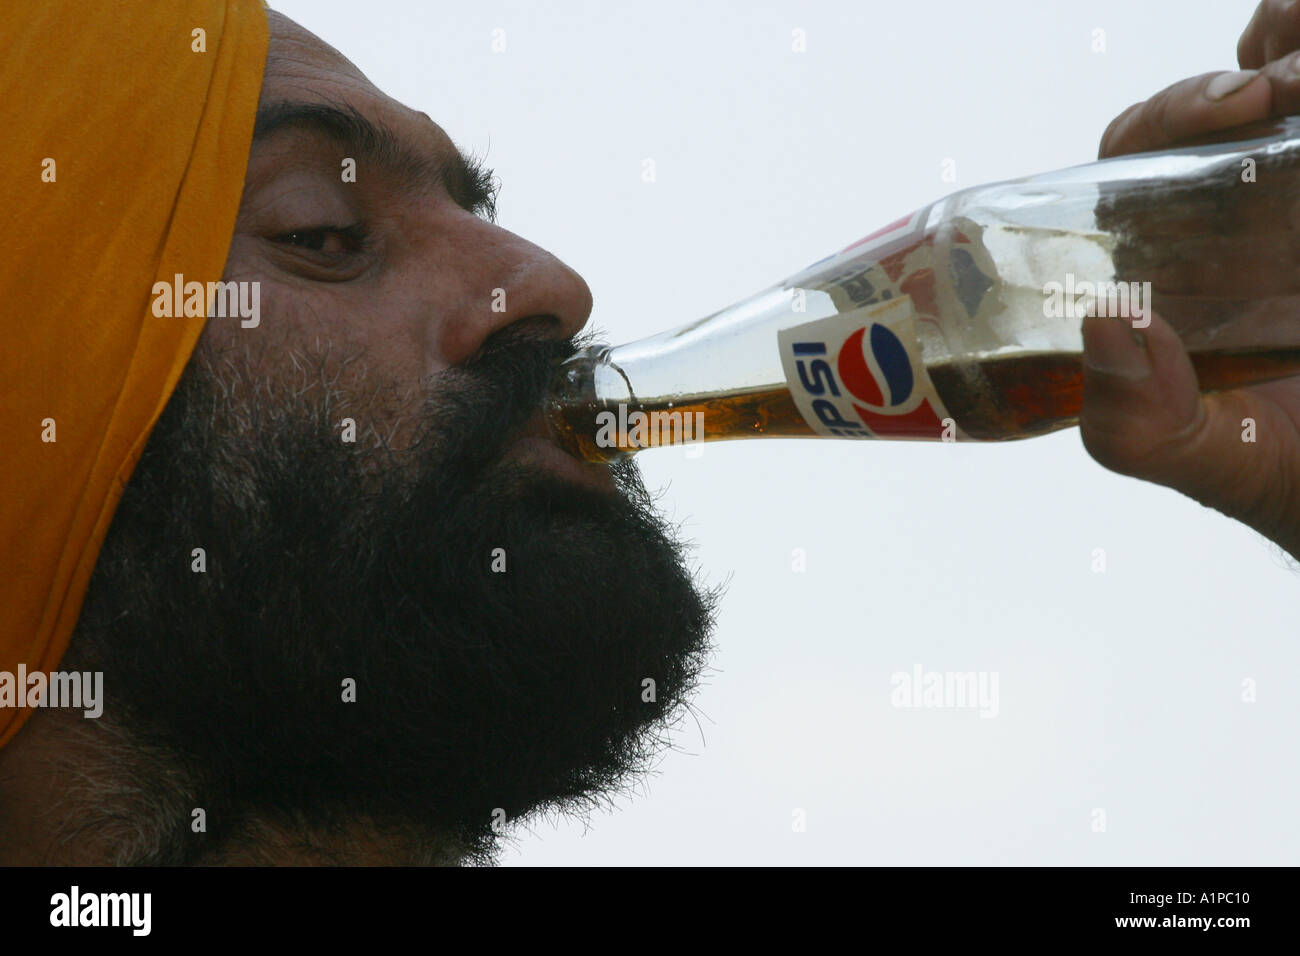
[271,0,1300,865]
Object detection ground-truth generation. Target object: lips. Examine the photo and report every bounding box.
[515,409,559,444]
[505,408,615,493]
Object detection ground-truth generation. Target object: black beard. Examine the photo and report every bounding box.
[62,326,718,864]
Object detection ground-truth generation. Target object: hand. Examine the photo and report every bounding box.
[1081,0,1300,560]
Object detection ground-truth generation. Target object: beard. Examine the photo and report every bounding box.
[60,325,718,865]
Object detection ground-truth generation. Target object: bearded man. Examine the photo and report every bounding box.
[4,0,1300,866]
[0,1,715,865]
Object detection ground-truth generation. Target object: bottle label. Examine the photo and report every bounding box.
[792,205,932,284]
[777,295,961,441]
[791,205,998,327]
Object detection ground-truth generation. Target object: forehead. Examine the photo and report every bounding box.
[261,10,454,159]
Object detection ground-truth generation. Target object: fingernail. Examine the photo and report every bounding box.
[1205,69,1260,101]
[1083,316,1152,379]
[1291,51,1300,76]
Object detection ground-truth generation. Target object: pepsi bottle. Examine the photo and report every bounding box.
[548,117,1300,459]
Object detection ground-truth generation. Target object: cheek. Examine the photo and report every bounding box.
[202,243,432,439]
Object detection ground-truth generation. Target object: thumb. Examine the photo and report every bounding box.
[1079,310,1276,529]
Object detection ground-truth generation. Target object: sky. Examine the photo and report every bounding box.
[270,0,1299,865]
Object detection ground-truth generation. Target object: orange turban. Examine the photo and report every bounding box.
[0,1,268,747]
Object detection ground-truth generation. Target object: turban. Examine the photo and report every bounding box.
[0,1,268,747]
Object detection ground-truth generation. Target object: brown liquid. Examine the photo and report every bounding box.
[550,348,1300,460]
[932,347,1300,440]
[551,387,816,462]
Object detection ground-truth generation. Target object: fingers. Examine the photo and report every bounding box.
[1099,53,1300,161]
[1239,0,1300,68]
[1263,48,1300,113]
[1099,71,1272,159]
[1080,311,1278,530]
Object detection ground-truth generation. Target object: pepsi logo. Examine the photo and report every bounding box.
[837,323,914,412]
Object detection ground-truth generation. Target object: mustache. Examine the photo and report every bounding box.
[413,323,587,481]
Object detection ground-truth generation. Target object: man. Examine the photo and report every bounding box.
[1,2,715,865]
[1,0,1298,865]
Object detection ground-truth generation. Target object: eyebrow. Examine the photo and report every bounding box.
[252,100,498,220]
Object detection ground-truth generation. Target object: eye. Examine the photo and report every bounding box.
[273,224,367,255]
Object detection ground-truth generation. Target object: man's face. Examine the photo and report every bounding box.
[60,11,716,864]
[212,12,599,473]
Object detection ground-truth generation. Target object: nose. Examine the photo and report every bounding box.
[434,219,594,367]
